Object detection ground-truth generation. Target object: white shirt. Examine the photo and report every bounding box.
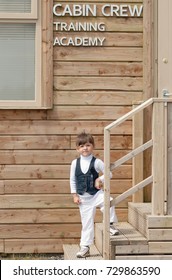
[70,154,112,194]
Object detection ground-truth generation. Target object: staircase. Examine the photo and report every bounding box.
[63,98,172,259]
[63,202,172,260]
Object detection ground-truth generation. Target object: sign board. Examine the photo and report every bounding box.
[53,3,143,47]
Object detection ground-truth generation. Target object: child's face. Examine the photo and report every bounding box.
[76,142,94,157]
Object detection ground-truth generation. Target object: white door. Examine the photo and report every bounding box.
[158,0,172,213]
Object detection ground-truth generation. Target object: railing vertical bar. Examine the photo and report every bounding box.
[164,102,168,214]
[103,128,110,260]
[152,101,165,215]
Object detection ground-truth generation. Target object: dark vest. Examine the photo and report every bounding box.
[75,156,99,195]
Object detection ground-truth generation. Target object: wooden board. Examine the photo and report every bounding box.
[5,239,79,254]
[2,179,132,195]
[148,229,172,241]
[54,91,143,106]
[54,62,143,76]
[0,224,81,239]
[53,17,143,33]
[0,209,127,224]
[149,242,172,254]
[0,149,131,164]
[0,194,130,208]
[47,106,131,120]
[115,244,148,254]
[53,2,143,17]
[147,215,172,228]
[54,33,142,48]
[54,77,142,91]
[54,48,142,62]
[0,164,131,179]
[0,120,132,135]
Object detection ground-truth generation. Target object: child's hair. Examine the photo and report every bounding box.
[76,132,95,147]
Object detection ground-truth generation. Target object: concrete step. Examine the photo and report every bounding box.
[63,244,103,260]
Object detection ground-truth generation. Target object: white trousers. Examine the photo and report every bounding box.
[78,190,118,247]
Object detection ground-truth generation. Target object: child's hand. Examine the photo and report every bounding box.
[73,194,81,204]
[95,178,103,190]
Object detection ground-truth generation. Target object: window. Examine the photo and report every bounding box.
[0,0,53,109]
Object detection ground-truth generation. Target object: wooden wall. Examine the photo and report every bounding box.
[0,0,143,254]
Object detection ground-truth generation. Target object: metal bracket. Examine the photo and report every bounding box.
[163,89,172,97]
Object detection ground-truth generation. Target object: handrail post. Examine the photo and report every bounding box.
[103,128,110,259]
[132,102,144,202]
[152,101,166,215]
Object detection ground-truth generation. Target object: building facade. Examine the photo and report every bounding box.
[0,0,165,254]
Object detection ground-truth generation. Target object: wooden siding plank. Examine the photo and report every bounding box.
[54,77,142,91]
[0,120,132,135]
[55,48,142,61]
[0,135,70,150]
[53,17,143,32]
[54,62,143,76]
[3,179,70,194]
[3,179,132,195]
[0,209,127,224]
[0,110,47,120]
[0,165,131,180]
[0,165,70,179]
[0,194,130,208]
[0,224,81,239]
[71,135,132,150]
[0,209,81,224]
[54,91,143,106]
[54,33,143,48]
[53,2,143,17]
[5,239,78,254]
[0,135,132,150]
[47,106,131,120]
[0,150,131,164]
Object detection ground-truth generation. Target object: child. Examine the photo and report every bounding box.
[70,131,119,258]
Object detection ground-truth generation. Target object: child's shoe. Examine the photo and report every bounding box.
[76,246,90,258]
[110,224,119,236]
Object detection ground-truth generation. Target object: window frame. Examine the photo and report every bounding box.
[0,0,53,109]
[0,0,38,19]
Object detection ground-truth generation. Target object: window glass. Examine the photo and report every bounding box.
[0,0,31,13]
[0,23,35,100]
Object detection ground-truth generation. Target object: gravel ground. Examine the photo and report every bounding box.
[0,253,64,260]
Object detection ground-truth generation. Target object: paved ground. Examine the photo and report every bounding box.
[0,253,64,260]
